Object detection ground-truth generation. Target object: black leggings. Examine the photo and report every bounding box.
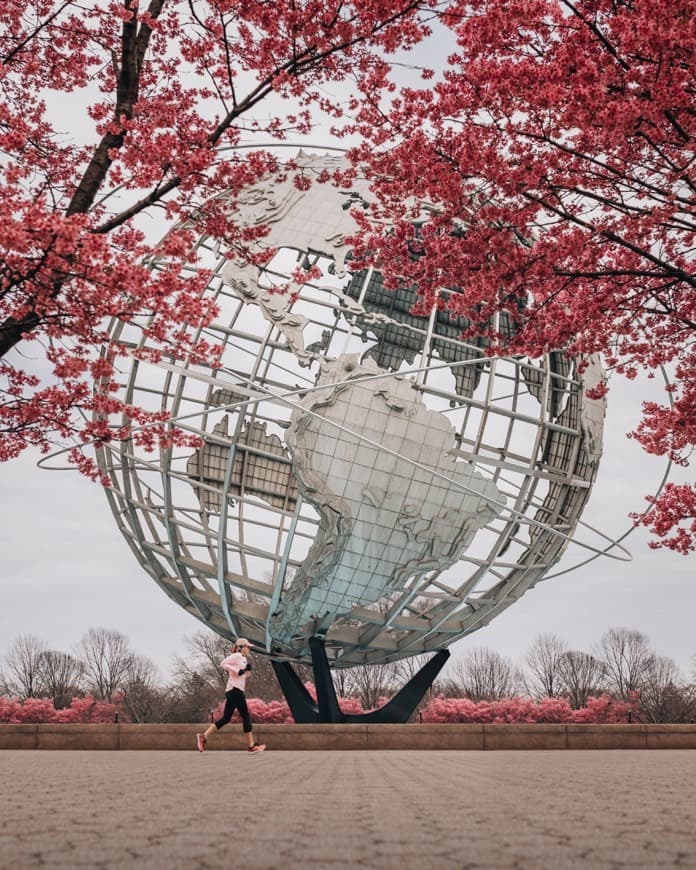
[214,688,252,733]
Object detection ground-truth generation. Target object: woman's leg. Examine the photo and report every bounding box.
[198,689,264,751]
[204,690,235,739]
[235,691,265,750]
[234,691,255,747]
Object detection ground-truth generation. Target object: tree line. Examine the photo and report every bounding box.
[1,627,694,724]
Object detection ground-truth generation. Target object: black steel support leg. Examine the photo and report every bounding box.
[309,636,343,723]
[273,638,450,724]
[271,660,319,723]
[343,648,450,723]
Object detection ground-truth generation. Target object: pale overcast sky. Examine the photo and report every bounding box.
[1,368,694,683]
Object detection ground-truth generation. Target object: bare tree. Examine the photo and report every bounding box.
[183,631,230,691]
[4,634,47,699]
[168,634,226,722]
[166,668,219,723]
[76,628,134,702]
[119,656,166,723]
[38,651,84,709]
[390,654,430,684]
[638,656,696,723]
[596,628,654,699]
[332,665,352,698]
[341,662,397,710]
[450,648,520,701]
[558,651,606,709]
[524,634,569,699]
[247,655,291,702]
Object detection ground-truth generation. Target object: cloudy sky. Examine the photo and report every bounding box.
[2,364,694,683]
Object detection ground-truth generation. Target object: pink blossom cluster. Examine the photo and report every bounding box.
[0,695,121,723]
[345,0,695,552]
[421,694,641,725]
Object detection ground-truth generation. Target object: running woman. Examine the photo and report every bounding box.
[196,638,266,753]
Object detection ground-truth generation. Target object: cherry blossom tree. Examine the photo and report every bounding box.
[0,0,434,474]
[557,650,606,709]
[348,0,695,551]
[338,660,397,710]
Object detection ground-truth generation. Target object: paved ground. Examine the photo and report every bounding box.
[1,750,695,869]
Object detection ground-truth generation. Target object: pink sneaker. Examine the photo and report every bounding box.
[248,743,266,753]
[196,733,207,752]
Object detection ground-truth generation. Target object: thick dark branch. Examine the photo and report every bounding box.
[98,0,423,232]
[0,312,41,357]
[136,0,166,70]
[66,0,166,216]
[216,9,236,109]
[664,109,691,143]
[638,307,696,331]
[95,174,181,233]
[561,183,649,217]
[0,237,60,356]
[553,269,677,279]
[634,129,692,177]
[518,128,692,206]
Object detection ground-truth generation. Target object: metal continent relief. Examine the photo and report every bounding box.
[271,354,506,642]
[188,416,299,512]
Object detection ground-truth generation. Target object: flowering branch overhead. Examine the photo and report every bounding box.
[347,0,695,552]
[0,0,433,470]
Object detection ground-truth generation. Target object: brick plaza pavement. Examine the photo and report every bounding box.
[1,750,695,869]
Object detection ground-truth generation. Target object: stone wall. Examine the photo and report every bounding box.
[1,723,696,750]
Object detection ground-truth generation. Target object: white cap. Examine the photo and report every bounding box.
[235,638,250,650]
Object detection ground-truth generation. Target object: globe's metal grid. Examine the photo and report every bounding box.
[97,156,607,668]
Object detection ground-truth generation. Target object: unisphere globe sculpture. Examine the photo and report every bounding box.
[97,152,606,703]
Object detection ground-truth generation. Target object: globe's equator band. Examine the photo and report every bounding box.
[141,354,630,561]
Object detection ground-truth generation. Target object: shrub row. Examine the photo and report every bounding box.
[1,692,642,724]
[0,696,122,723]
[420,694,642,724]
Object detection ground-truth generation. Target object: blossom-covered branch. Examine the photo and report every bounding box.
[348,0,695,551]
[0,0,433,468]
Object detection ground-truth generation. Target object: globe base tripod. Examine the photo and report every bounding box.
[272,637,450,724]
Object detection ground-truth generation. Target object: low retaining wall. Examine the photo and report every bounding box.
[1,723,695,750]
